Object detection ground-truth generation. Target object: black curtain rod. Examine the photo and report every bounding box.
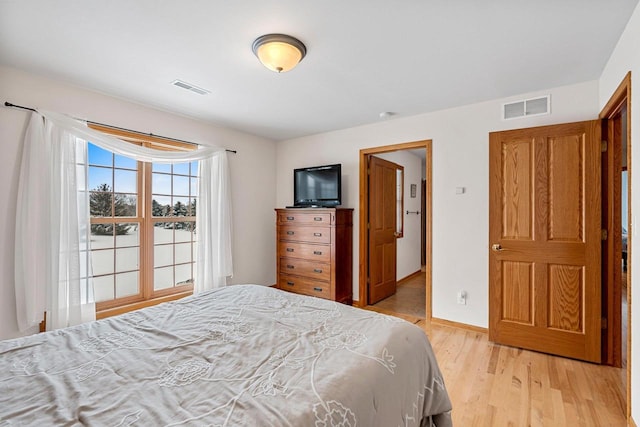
[4,101,237,154]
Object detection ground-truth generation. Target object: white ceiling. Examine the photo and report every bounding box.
[0,1,637,141]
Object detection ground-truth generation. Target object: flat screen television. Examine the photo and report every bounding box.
[293,164,342,207]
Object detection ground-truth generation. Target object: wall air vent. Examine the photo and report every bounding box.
[502,95,550,120]
[171,79,211,95]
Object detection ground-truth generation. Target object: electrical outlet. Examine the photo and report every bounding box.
[457,290,467,305]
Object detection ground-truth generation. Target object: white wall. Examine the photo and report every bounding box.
[374,150,423,280]
[0,66,277,340]
[598,2,640,422]
[276,80,599,327]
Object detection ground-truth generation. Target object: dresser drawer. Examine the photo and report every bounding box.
[278,274,330,298]
[278,212,332,225]
[279,226,331,244]
[277,241,331,262]
[279,257,330,281]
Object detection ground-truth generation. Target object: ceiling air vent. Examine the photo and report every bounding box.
[171,79,211,95]
[503,95,550,120]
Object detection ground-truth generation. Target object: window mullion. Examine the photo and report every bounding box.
[111,155,117,299]
[142,161,153,300]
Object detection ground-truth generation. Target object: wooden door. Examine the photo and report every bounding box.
[489,120,601,363]
[368,156,398,304]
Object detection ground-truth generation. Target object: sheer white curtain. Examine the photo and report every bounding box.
[15,113,95,332]
[15,110,233,333]
[195,154,233,292]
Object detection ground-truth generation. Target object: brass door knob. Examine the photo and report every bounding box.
[491,244,502,251]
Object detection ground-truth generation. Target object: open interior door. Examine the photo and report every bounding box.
[488,120,602,363]
[368,155,398,304]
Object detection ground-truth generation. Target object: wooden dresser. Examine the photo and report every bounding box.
[275,208,353,304]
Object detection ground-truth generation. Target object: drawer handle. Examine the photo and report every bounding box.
[314,217,323,221]
[286,281,294,286]
[286,231,295,235]
[287,265,295,269]
[313,268,323,273]
[286,216,294,221]
[313,251,322,255]
[286,248,294,252]
[313,233,322,237]
[313,287,323,292]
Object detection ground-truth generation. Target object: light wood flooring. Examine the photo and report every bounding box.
[370,270,426,319]
[366,272,627,426]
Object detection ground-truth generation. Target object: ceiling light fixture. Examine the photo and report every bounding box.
[252,34,306,73]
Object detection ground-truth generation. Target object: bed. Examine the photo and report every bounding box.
[0,284,452,426]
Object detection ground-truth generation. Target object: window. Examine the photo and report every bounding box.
[86,125,197,313]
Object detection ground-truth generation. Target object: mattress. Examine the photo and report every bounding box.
[0,284,452,426]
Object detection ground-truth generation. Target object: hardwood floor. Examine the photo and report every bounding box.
[365,271,627,426]
[424,323,626,426]
[370,270,426,319]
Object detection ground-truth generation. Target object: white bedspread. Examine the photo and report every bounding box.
[0,285,452,426]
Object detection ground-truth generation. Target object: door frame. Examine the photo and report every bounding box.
[599,71,631,418]
[358,140,433,323]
